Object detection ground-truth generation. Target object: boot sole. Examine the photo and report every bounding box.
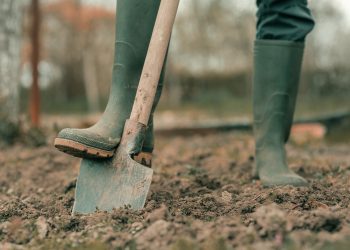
[54,138,114,159]
[54,138,153,167]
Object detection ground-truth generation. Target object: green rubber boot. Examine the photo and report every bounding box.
[55,0,165,162]
[253,39,308,187]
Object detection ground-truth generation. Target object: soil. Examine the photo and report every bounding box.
[1,128,350,249]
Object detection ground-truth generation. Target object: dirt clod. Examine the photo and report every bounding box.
[36,216,49,239]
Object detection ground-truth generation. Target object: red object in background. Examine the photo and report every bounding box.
[291,123,327,145]
[30,0,41,127]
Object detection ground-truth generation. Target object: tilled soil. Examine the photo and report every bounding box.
[1,132,350,250]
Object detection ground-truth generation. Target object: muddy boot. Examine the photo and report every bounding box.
[54,0,165,163]
[253,40,308,187]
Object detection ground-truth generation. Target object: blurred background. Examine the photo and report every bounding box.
[1,0,350,144]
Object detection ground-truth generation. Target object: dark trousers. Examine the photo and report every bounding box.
[256,0,315,42]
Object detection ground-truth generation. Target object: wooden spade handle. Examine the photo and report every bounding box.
[130,0,180,125]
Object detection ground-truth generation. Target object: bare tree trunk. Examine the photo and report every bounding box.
[0,1,22,144]
[83,51,100,113]
[30,0,41,127]
[78,0,100,113]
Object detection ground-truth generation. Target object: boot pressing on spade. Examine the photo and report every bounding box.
[253,40,308,187]
[54,0,166,163]
[72,0,179,214]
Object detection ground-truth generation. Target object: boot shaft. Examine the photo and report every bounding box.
[253,40,304,149]
[114,0,166,88]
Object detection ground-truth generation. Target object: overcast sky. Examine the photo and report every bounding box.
[337,0,350,23]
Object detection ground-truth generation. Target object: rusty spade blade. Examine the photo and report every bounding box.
[73,120,152,214]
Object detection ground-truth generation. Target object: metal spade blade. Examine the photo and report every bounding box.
[72,121,153,214]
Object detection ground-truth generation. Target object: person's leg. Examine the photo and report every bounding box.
[256,0,315,42]
[253,0,315,186]
[55,0,165,163]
